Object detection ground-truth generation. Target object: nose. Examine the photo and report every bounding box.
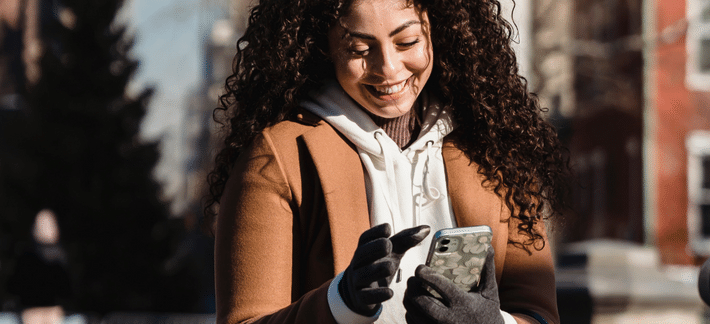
[368,46,402,79]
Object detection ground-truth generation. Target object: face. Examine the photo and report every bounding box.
[328,0,433,118]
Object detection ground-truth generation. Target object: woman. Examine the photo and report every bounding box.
[207,0,569,322]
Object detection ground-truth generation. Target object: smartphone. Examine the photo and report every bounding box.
[425,225,492,293]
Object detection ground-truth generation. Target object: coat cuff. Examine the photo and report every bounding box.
[327,271,382,324]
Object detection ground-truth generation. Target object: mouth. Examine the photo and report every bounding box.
[364,77,412,101]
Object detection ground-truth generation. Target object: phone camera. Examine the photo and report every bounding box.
[438,246,449,252]
[441,239,450,245]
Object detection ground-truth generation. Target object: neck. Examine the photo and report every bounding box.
[366,103,421,150]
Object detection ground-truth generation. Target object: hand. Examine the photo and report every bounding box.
[339,223,431,316]
[403,248,504,324]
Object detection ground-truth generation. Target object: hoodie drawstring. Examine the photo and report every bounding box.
[374,133,442,233]
[374,130,400,233]
[415,140,441,225]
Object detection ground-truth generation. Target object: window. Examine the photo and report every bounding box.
[686,131,710,255]
[703,156,710,189]
[686,0,710,90]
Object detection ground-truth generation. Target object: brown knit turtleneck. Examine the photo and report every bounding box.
[367,106,421,150]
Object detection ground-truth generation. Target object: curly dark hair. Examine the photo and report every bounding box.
[205,0,570,251]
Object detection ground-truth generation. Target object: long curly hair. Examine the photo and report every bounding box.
[205,0,570,251]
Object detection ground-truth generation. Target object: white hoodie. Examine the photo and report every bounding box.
[301,80,456,323]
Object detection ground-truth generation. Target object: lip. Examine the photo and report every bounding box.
[363,76,412,102]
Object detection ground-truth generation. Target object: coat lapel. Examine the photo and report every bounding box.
[302,122,371,274]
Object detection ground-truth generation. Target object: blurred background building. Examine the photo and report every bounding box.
[538,0,645,246]
[2,0,710,322]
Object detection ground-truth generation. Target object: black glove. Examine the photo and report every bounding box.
[339,224,431,316]
[403,247,504,324]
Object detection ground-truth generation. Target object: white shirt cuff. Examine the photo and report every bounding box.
[501,310,518,323]
[327,271,382,324]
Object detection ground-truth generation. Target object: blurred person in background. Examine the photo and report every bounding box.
[7,209,71,324]
[206,0,571,323]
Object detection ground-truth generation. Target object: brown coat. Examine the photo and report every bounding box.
[214,113,560,324]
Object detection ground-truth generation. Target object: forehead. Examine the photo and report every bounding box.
[338,0,425,31]
[347,0,413,12]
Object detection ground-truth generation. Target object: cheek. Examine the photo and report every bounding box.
[405,46,433,73]
[334,59,365,83]
[407,46,433,73]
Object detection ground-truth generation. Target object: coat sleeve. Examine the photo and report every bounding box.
[214,132,337,324]
[499,218,561,324]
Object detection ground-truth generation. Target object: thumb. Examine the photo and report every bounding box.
[478,247,499,300]
[390,225,431,255]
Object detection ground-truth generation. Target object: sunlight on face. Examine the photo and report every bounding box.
[328,0,433,118]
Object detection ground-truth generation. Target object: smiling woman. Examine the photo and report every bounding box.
[207,0,571,323]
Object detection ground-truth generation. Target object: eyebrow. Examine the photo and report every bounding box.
[343,20,422,40]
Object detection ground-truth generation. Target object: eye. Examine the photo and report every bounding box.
[398,38,420,49]
[346,42,370,56]
[349,47,369,56]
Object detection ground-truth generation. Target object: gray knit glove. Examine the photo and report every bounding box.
[339,224,431,316]
[403,248,504,324]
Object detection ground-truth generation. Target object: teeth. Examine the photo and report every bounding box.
[373,80,407,95]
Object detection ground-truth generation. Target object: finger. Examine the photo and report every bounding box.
[390,225,431,254]
[351,237,392,269]
[477,247,499,300]
[414,264,462,302]
[404,276,431,300]
[352,258,398,288]
[403,276,447,320]
[357,286,394,305]
[358,223,392,246]
[404,293,437,324]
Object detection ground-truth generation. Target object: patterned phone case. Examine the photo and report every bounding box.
[425,226,492,293]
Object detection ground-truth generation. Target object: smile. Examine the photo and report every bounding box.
[364,77,412,100]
